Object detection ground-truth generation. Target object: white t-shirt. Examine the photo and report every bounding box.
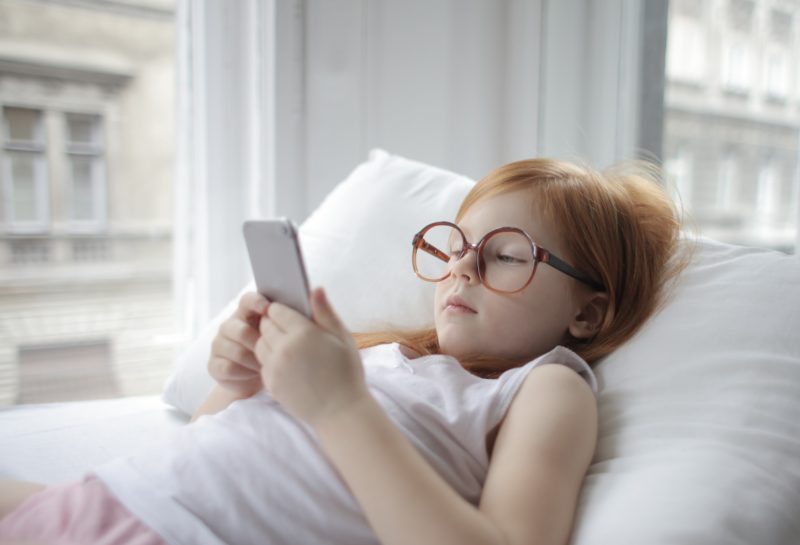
[94,343,597,545]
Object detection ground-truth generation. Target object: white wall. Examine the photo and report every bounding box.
[275,0,544,222]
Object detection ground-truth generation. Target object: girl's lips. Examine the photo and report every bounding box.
[445,295,477,313]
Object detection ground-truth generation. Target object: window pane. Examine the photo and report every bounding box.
[664,0,799,253]
[67,114,97,146]
[9,152,38,222]
[71,156,94,221]
[5,107,40,143]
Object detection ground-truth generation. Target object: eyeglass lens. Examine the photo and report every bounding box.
[414,224,536,292]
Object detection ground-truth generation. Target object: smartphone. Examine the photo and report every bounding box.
[242,218,312,318]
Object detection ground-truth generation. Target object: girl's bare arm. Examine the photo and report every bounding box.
[191,384,251,422]
[314,363,597,545]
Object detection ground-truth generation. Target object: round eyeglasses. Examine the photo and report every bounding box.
[411,221,603,294]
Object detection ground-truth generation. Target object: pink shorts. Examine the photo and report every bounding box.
[0,474,166,545]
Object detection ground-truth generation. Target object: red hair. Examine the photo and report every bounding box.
[354,158,687,372]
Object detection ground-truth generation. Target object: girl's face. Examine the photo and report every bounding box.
[434,189,585,368]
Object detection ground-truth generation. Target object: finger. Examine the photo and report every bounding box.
[208,356,261,381]
[219,317,261,353]
[235,291,270,322]
[211,336,260,372]
[310,287,348,337]
[253,335,271,361]
[266,302,310,332]
[216,375,262,398]
[259,317,285,347]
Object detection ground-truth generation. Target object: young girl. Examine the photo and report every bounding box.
[0,158,683,545]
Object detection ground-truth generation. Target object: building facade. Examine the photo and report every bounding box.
[664,0,800,252]
[0,0,176,404]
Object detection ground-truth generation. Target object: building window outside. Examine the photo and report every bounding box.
[763,48,789,100]
[0,0,177,406]
[65,113,106,228]
[722,39,753,93]
[718,150,739,210]
[666,5,707,84]
[756,158,780,225]
[664,0,799,253]
[665,145,694,215]
[2,106,49,231]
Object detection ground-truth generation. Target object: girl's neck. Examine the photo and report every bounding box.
[398,344,422,359]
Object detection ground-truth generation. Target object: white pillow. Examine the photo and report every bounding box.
[161,149,475,416]
[573,237,800,544]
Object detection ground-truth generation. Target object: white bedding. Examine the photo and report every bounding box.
[0,396,188,484]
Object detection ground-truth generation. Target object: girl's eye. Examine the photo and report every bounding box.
[493,251,530,264]
[498,254,524,264]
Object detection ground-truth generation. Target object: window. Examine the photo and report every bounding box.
[756,158,780,224]
[718,151,739,210]
[664,0,799,253]
[763,10,793,101]
[664,145,694,215]
[65,113,106,228]
[721,0,756,93]
[0,1,177,406]
[666,5,707,84]
[764,48,789,100]
[2,106,48,231]
[722,40,753,93]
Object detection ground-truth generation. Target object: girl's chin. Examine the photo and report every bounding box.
[437,337,480,360]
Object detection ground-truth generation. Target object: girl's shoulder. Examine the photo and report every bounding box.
[500,346,599,396]
[517,346,599,395]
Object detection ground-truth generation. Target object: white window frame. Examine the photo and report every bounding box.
[174,0,284,337]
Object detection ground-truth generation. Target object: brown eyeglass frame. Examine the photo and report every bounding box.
[412,221,604,293]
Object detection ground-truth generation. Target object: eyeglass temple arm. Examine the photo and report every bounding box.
[412,234,449,262]
[541,250,604,291]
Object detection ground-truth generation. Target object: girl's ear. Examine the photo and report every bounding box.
[568,291,610,340]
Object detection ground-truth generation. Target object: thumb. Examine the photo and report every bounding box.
[310,287,348,337]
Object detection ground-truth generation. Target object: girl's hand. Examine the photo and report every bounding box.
[208,291,269,398]
[255,287,369,428]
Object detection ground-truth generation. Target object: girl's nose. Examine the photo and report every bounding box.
[450,247,479,284]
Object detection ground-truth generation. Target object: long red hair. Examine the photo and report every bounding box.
[354,158,687,372]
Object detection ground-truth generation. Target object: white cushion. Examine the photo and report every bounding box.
[574,237,800,544]
[162,149,800,544]
[161,149,475,417]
